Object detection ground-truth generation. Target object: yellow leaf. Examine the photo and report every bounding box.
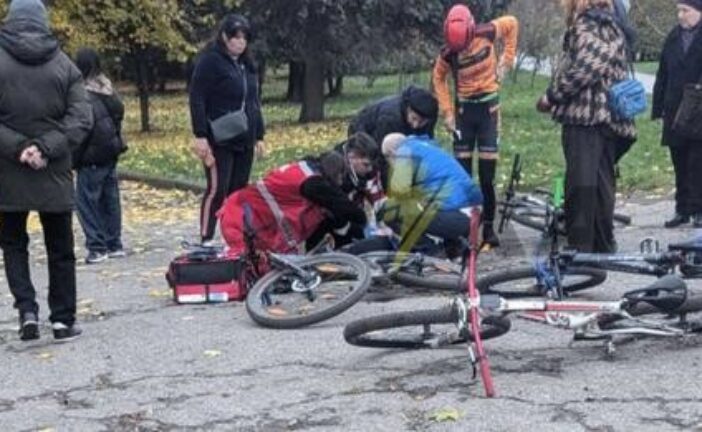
[148,288,172,298]
[429,408,461,422]
[203,350,221,358]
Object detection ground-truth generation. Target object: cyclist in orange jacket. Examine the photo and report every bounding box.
[433,8,518,248]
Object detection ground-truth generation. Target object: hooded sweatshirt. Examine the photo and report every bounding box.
[0,0,93,212]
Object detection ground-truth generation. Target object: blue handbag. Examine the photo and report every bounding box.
[608,46,647,121]
[609,77,647,120]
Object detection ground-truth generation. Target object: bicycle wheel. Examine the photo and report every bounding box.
[512,206,631,234]
[245,253,371,329]
[343,306,511,349]
[511,207,550,233]
[477,265,606,298]
[360,251,463,292]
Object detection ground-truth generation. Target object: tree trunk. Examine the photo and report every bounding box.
[135,52,151,132]
[299,56,325,123]
[287,61,304,102]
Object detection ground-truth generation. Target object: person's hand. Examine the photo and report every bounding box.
[443,115,456,133]
[536,95,552,113]
[19,145,47,170]
[255,140,267,159]
[191,138,212,163]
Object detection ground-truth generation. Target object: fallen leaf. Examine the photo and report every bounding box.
[148,288,172,298]
[203,350,221,358]
[78,299,95,307]
[36,352,54,361]
[429,407,461,422]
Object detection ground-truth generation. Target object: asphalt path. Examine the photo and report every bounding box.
[0,183,700,431]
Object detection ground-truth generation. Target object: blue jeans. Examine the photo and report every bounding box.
[76,164,123,253]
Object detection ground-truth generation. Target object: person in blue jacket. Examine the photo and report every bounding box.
[379,133,483,255]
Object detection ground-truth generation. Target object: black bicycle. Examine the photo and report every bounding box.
[497,154,631,235]
[482,194,702,299]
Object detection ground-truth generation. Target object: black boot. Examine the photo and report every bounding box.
[694,214,702,228]
[482,222,500,248]
[664,213,690,228]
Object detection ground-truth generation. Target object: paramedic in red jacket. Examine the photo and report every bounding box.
[219,152,366,255]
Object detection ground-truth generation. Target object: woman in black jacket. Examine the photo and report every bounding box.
[74,48,127,264]
[189,14,266,245]
[652,0,702,228]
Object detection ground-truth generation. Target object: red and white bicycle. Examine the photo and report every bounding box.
[344,211,702,397]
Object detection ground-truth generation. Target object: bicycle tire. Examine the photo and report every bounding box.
[477,265,607,298]
[245,253,371,329]
[343,306,511,349]
[511,207,631,234]
[360,251,463,292]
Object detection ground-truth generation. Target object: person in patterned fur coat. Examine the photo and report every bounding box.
[536,0,636,253]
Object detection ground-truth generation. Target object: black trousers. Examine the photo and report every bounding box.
[562,125,617,253]
[200,144,255,242]
[454,98,500,224]
[669,144,702,216]
[0,211,77,325]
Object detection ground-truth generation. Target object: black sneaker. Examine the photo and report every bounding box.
[52,322,82,342]
[19,311,39,341]
[107,249,127,258]
[86,251,108,264]
[664,213,690,228]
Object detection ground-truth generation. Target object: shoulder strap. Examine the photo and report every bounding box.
[449,52,460,113]
[255,181,301,253]
[227,59,247,111]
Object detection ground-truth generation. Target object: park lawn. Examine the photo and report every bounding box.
[120,71,671,194]
[635,61,659,75]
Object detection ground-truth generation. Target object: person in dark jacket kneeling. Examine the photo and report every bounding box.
[74,48,128,264]
[0,0,93,342]
[348,86,438,188]
[652,0,702,228]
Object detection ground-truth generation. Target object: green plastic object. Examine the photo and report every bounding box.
[552,175,564,209]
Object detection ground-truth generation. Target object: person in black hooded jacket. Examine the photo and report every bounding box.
[348,86,438,188]
[73,47,127,264]
[348,85,439,145]
[189,14,266,245]
[0,0,93,342]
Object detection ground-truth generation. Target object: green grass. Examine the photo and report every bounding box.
[635,61,659,75]
[120,70,671,194]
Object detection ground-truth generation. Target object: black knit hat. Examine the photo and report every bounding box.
[403,86,438,120]
[679,0,702,12]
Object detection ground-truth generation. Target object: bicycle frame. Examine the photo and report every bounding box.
[463,208,496,397]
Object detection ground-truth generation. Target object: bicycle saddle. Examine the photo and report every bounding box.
[623,275,687,313]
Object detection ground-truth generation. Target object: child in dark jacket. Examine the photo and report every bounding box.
[74,47,127,264]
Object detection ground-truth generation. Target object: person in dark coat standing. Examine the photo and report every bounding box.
[74,48,127,264]
[652,0,702,228]
[0,0,93,342]
[189,14,266,245]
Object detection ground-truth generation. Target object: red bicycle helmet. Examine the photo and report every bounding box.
[443,4,475,53]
